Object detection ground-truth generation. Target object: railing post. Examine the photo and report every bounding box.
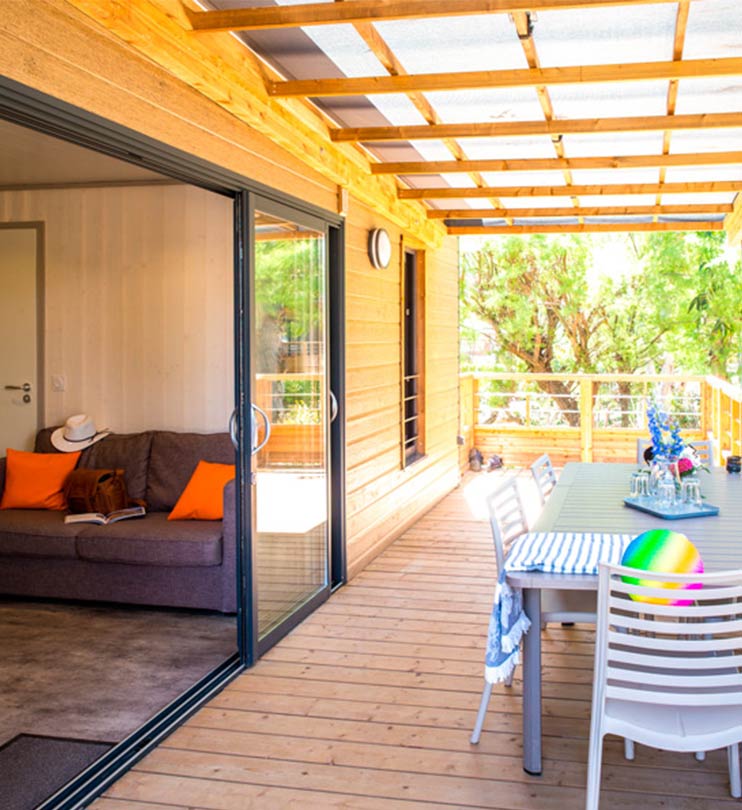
[580,378,594,463]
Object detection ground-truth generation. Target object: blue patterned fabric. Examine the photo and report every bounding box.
[484,532,634,683]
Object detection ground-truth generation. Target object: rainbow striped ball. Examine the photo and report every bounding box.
[620,529,703,606]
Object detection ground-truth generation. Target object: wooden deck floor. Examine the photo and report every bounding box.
[94,474,737,809]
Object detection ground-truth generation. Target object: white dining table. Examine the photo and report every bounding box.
[508,461,742,775]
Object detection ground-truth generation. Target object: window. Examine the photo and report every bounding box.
[402,248,425,466]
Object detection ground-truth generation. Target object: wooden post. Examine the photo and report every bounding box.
[580,377,593,463]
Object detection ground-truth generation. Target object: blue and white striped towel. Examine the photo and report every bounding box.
[504,531,635,576]
[484,532,634,683]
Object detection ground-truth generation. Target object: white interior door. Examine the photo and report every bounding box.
[0,227,39,452]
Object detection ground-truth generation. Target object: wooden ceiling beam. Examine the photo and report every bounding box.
[448,221,725,234]
[183,0,688,33]
[269,57,742,97]
[330,111,742,143]
[399,180,741,199]
[429,203,733,218]
[373,151,742,174]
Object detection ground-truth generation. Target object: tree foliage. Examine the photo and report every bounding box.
[460,232,742,424]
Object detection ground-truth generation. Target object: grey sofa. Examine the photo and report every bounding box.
[0,428,237,612]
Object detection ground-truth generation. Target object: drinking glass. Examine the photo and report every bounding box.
[656,479,676,508]
[630,471,649,498]
[681,479,703,508]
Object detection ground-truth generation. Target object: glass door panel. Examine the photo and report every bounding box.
[253,208,329,640]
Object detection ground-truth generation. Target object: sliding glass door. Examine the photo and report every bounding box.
[250,200,331,648]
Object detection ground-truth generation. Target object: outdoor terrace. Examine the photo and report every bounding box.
[92,472,735,809]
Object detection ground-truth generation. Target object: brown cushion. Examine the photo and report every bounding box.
[0,509,84,559]
[35,429,153,501]
[146,431,234,512]
[75,512,223,567]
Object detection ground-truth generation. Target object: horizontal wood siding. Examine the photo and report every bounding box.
[345,203,460,577]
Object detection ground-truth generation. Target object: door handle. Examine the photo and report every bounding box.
[329,390,338,423]
[251,403,271,455]
[229,409,239,450]
[4,383,31,392]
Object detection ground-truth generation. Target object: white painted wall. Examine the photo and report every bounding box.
[0,184,234,434]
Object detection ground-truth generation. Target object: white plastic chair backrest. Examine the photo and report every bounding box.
[636,437,716,467]
[594,563,742,714]
[530,453,557,505]
[485,477,529,573]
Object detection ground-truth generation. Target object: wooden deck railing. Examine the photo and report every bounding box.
[459,372,742,469]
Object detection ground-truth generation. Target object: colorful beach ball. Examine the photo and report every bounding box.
[620,529,703,606]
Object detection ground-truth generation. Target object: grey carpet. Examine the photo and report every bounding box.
[0,734,111,810]
[0,600,236,746]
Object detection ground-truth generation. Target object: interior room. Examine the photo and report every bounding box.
[0,117,239,809]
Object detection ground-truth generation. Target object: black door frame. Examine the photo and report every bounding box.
[0,75,346,807]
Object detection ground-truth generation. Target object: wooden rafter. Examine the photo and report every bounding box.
[183,0,688,33]
[372,151,742,174]
[399,180,741,199]
[428,203,733,219]
[657,0,691,211]
[448,221,725,234]
[330,111,742,143]
[269,57,742,97]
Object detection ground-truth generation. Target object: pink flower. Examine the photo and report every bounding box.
[677,457,694,475]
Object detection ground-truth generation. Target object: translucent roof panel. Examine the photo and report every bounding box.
[548,82,669,119]
[513,217,580,225]
[676,78,742,115]
[462,136,557,160]
[683,0,742,60]
[661,192,737,205]
[480,169,568,187]
[300,25,388,78]
[664,165,742,183]
[562,132,665,158]
[424,88,545,124]
[669,129,742,154]
[374,15,527,74]
[569,168,664,185]
[503,196,579,208]
[583,216,654,224]
[578,194,662,207]
[407,141,463,162]
[364,95,429,127]
[533,5,676,67]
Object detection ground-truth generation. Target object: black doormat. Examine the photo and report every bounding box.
[0,734,112,810]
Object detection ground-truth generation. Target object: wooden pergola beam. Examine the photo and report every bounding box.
[372,151,742,175]
[399,180,741,199]
[269,57,742,97]
[429,203,733,218]
[184,0,688,32]
[448,221,725,234]
[330,111,742,143]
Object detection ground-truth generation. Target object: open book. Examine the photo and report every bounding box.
[64,505,146,525]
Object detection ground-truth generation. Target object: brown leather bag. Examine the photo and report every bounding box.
[64,468,128,514]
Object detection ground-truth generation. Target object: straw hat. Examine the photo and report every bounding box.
[51,414,110,452]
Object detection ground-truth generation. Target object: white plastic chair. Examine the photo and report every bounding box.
[586,563,742,809]
[636,437,716,467]
[530,453,558,506]
[471,477,596,744]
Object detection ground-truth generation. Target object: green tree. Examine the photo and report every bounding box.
[460,232,742,425]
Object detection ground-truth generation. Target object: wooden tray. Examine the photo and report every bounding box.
[624,497,719,520]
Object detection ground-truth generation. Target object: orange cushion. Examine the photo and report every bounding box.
[0,448,81,511]
[168,460,235,521]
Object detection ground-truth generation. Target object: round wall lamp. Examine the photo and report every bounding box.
[368,228,392,269]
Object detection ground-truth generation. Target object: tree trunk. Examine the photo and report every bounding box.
[534,378,580,427]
